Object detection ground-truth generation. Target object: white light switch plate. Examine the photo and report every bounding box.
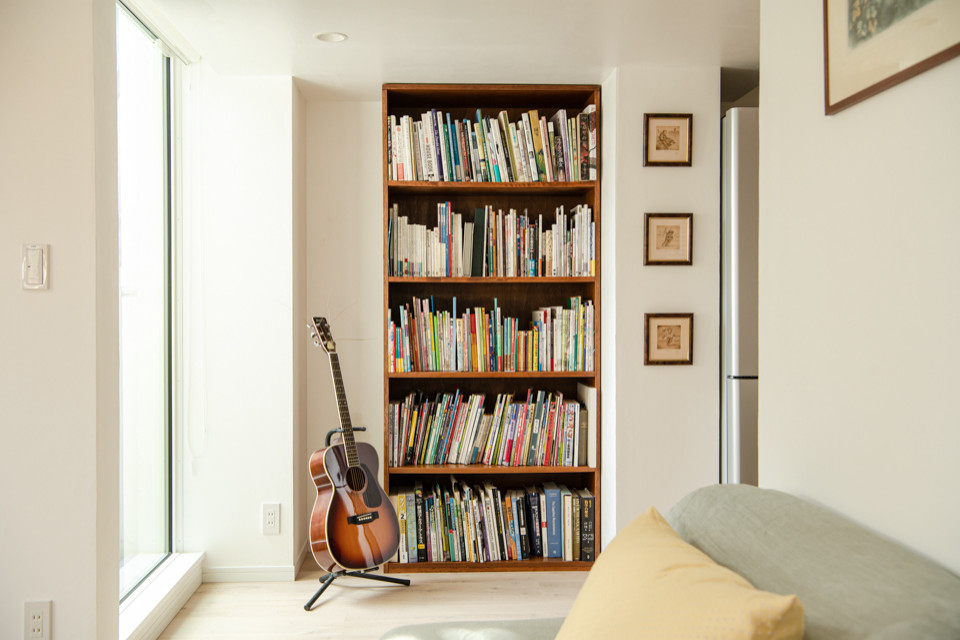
[22,244,48,290]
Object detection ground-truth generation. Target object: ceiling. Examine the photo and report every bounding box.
[144,0,761,101]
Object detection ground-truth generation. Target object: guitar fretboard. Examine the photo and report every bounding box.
[328,352,359,468]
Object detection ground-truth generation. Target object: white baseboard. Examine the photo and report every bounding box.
[202,564,298,583]
[120,552,204,640]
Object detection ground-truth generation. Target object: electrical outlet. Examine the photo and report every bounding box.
[24,601,50,640]
[262,502,280,535]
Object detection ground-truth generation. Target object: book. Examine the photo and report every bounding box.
[578,111,590,182]
[563,401,578,467]
[412,121,424,181]
[414,482,427,562]
[509,121,527,182]
[525,391,546,466]
[578,488,595,561]
[577,404,588,466]
[445,112,460,182]
[405,489,418,562]
[542,482,563,558]
[462,221,474,276]
[540,115,554,181]
[571,490,581,562]
[424,490,435,561]
[492,484,509,561]
[525,485,543,557]
[576,383,597,467]
[473,121,489,181]
[471,207,486,277]
[561,485,573,561]
[481,483,499,561]
[528,110,547,180]
[396,492,408,563]
[549,109,570,181]
[582,104,598,180]
[489,116,511,182]
[514,491,530,559]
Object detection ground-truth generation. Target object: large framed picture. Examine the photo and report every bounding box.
[644,313,694,366]
[643,113,692,166]
[824,0,960,114]
[644,213,692,266]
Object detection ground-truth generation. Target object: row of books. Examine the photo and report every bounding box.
[387,105,597,183]
[387,203,595,278]
[388,388,592,468]
[387,296,595,373]
[391,480,595,564]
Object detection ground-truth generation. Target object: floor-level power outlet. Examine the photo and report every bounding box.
[24,601,51,640]
[262,502,280,535]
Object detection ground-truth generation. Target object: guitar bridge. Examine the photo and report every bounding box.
[347,512,380,526]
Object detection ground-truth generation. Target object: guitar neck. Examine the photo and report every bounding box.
[328,352,359,468]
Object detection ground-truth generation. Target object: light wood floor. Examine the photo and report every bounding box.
[159,567,587,639]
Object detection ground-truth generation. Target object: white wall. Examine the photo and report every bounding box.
[179,63,300,579]
[304,100,385,530]
[0,0,119,638]
[292,82,309,571]
[613,65,722,531]
[599,69,619,548]
[759,1,960,575]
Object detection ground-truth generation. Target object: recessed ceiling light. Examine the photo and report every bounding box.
[314,32,348,43]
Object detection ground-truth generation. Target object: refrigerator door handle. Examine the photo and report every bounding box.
[723,377,759,486]
[724,378,742,484]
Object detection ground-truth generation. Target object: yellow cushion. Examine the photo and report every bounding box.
[555,506,804,640]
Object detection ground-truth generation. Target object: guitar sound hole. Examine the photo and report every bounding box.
[346,466,366,492]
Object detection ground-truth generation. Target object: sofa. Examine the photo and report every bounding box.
[381,484,960,639]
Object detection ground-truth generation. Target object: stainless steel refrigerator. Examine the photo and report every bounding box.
[721,107,759,486]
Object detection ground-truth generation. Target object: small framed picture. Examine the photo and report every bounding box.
[644,213,692,265]
[643,113,693,166]
[644,313,694,366]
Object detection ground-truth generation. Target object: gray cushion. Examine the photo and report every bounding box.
[667,484,960,640]
[380,617,564,640]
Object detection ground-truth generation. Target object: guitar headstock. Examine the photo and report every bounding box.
[309,316,336,354]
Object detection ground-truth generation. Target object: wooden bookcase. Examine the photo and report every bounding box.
[381,83,601,572]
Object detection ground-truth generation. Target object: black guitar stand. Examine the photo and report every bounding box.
[304,427,411,611]
[304,567,411,611]
[324,425,365,447]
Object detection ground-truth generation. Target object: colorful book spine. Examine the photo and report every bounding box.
[542,482,563,558]
[579,488,595,561]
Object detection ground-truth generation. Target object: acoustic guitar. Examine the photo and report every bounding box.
[308,317,400,573]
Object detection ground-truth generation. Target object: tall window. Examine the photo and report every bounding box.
[116,2,174,601]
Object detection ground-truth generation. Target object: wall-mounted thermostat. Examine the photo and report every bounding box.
[22,244,48,290]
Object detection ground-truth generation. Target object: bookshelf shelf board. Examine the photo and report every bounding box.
[388,464,596,476]
[387,371,596,380]
[383,558,593,574]
[382,82,599,107]
[388,276,595,285]
[386,180,597,196]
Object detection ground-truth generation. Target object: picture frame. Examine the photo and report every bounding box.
[643,113,692,166]
[644,213,692,266]
[644,313,694,366]
[824,0,960,114]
